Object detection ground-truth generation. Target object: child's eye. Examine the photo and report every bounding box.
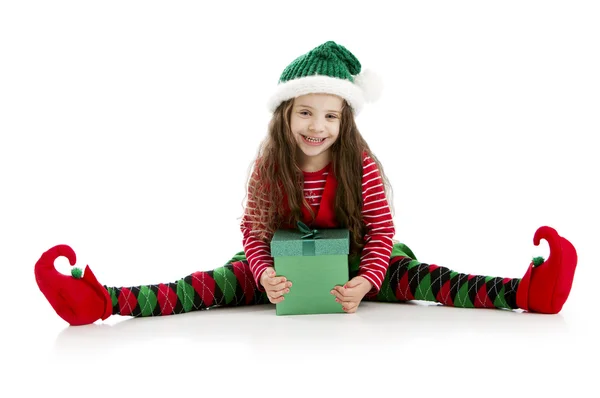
[326,114,339,119]
[299,110,310,116]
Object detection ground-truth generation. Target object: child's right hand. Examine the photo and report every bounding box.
[260,267,292,304]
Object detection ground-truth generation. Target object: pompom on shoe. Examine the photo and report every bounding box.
[517,226,578,314]
[35,245,112,326]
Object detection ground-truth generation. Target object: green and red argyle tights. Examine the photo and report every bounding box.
[105,247,519,317]
[105,252,270,317]
[367,256,519,309]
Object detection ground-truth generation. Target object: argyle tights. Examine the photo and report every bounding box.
[106,253,519,317]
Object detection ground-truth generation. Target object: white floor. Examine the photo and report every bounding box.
[8,277,598,398]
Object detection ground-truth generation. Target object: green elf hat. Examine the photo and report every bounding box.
[267,41,382,115]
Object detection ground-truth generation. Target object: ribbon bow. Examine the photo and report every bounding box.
[297,221,321,240]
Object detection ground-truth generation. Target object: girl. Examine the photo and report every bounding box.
[35,41,578,326]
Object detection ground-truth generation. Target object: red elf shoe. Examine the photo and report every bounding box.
[516,226,578,314]
[35,245,112,326]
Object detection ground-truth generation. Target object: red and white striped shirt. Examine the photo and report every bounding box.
[240,155,395,292]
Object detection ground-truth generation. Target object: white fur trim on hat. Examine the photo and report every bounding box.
[267,75,365,114]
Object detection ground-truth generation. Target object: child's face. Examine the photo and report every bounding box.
[290,93,343,165]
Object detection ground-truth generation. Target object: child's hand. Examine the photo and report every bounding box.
[330,276,373,313]
[260,267,292,304]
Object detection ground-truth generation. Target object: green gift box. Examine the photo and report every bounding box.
[270,222,349,316]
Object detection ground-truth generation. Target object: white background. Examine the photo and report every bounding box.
[1,1,599,397]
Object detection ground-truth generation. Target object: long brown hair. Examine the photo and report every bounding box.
[244,98,393,255]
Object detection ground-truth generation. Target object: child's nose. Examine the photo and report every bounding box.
[309,120,325,132]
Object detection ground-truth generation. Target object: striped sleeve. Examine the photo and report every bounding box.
[240,167,274,291]
[358,155,395,293]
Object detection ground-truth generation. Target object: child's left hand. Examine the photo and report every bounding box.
[330,276,373,313]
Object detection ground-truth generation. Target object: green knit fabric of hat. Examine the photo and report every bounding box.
[279,41,362,83]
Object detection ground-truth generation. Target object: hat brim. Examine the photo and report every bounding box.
[267,75,364,114]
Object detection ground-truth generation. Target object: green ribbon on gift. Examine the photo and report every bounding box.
[297,221,320,256]
[298,221,320,239]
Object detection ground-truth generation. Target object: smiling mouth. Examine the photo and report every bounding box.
[301,134,325,143]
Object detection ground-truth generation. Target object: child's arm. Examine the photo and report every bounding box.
[241,225,273,292]
[240,167,275,291]
[357,155,396,294]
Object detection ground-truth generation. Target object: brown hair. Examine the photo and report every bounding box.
[243,98,393,255]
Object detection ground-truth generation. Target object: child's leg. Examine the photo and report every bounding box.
[368,255,520,310]
[366,226,577,313]
[106,252,269,317]
[35,245,268,325]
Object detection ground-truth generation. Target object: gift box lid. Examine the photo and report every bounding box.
[270,225,349,257]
